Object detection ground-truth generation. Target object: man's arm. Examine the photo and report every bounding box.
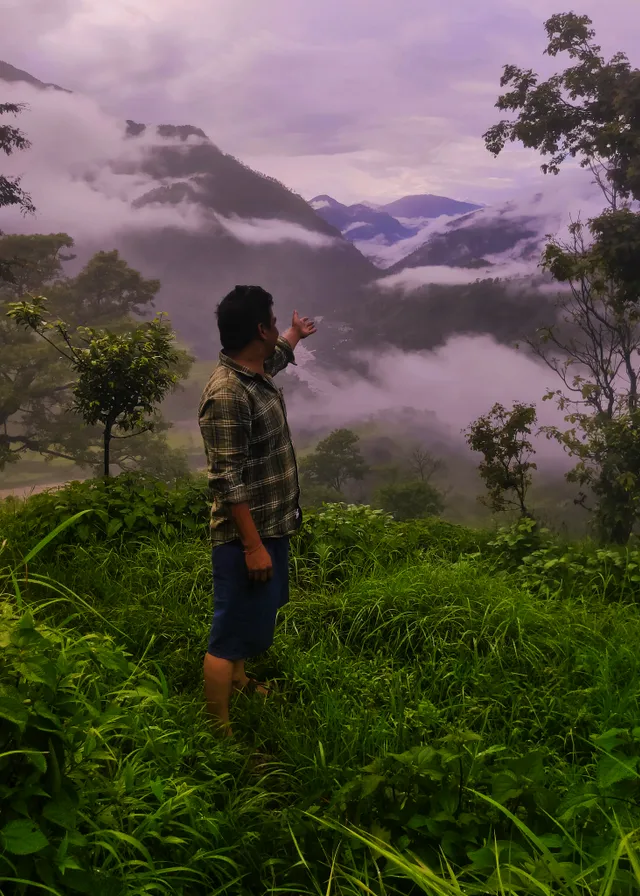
[264,335,297,378]
[265,311,317,377]
[199,387,251,506]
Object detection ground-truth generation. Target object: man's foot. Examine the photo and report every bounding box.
[232,673,272,697]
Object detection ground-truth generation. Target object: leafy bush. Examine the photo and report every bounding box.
[291,503,411,589]
[484,517,640,601]
[484,516,550,569]
[0,605,247,894]
[0,473,210,557]
[297,729,640,894]
[408,515,494,561]
[375,479,445,521]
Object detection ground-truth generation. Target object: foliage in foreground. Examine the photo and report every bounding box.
[2,485,640,893]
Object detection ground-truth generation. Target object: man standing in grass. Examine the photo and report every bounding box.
[198,285,316,734]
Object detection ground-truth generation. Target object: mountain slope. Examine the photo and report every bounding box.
[0,60,70,93]
[387,202,543,273]
[117,128,377,358]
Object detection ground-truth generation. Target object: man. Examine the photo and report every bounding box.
[198,285,316,734]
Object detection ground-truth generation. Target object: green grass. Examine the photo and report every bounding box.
[2,502,640,894]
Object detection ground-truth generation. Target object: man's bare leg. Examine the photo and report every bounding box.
[203,652,233,733]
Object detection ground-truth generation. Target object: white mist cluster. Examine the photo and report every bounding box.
[287,334,571,467]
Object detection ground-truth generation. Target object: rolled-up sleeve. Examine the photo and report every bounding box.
[199,387,252,505]
[264,335,296,377]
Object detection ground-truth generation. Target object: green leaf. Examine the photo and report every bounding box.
[22,509,94,564]
[491,771,523,804]
[149,778,165,801]
[360,774,384,798]
[107,518,123,536]
[43,794,77,830]
[538,833,564,848]
[596,753,638,788]
[1,819,49,855]
[591,728,628,752]
[0,696,29,729]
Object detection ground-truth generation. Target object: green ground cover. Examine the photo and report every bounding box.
[1,480,640,894]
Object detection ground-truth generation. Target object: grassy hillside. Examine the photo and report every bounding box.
[2,481,640,894]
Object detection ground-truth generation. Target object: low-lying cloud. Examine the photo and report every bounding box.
[376,262,537,289]
[287,333,571,467]
[2,82,209,240]
[214,214,336,247]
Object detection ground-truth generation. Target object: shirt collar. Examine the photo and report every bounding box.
[218,351,274,384]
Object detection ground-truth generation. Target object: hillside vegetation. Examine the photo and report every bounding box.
[2,476,640,895]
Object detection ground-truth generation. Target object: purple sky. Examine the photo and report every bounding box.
[3,0,640,205]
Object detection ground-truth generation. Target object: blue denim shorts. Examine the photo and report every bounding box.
[207,537,290,661]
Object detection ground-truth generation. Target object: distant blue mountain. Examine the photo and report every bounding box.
[310,193,483,248]
[381,193,482,219]
[310,195,418,245]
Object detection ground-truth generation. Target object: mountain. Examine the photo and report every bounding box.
[381,193,482,220]
[1,62,377,362]
[309,192,487,269]
[0,60,70,93]
[1,60,560,370]
[310,195,417,244]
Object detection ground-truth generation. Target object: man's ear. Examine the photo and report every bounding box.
[256,323,267,342]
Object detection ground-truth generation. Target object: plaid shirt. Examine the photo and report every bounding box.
[198,336,301,545]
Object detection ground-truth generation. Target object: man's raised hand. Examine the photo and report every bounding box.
[292,310,317,339]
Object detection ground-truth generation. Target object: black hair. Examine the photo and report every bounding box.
[216,285,274,352]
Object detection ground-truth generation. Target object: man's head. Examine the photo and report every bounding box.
[216,285,279,357]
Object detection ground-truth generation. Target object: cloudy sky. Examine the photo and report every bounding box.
[3,0,639,205]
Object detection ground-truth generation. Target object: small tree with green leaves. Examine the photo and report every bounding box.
[0,236,178,471]
[300,428,369,494]
[464,402,538,517]
[8,296,184,476]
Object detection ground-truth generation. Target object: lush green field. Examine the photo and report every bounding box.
[2,483,640,895]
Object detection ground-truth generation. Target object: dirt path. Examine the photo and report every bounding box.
[0,480,71,500]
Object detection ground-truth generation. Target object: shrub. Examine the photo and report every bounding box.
[0,604,245,894]
[483,517,640,601]
[375,479,445,521]
[0,473,210,558]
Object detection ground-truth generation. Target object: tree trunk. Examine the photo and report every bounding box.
[103,425,111,478]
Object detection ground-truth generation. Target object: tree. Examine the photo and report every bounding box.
[0,236,189,473]
[9,296,184,477]
[105,426,191,484]
[375,479,445,522]
[57,250,161,328]
[464,402,537,517]
[409,446,446,483]
[1,102,35,283]
[300,429,369,493]
[0,236,76,468]
[484,12,640,543]
[0,233,75,296]
[483,12,640,205]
